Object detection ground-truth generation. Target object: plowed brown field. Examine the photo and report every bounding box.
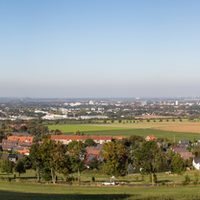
[154,122,200,133]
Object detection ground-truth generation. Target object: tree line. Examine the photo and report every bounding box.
[0,135,192,185]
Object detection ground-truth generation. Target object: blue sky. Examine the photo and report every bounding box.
[0,0,200,98]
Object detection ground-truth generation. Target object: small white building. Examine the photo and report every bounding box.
[193,157,200,170]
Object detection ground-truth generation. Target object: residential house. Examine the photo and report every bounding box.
[145,135,157,142]
[172,146,193,160]
[85,144,103,164]
[193,157,200,170]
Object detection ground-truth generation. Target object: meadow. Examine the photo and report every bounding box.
[0,169,199,185]
[48,121,200,141]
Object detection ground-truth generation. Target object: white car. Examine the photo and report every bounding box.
[102,181,116,186]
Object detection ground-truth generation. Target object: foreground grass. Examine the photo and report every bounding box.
[1,170,200,200]
[1,181,200,200]
[0,170,199,185]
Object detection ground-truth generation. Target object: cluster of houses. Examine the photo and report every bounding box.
[1,135,33,156]
[1,132,200,171]
[50,135,125,166]
[0,134,124,164]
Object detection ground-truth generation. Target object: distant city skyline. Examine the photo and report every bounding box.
[1,0,200,98]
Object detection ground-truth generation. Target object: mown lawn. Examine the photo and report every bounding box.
[1,169,200,200]
[1,181,200,200]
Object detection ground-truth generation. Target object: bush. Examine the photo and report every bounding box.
[183,175,191,185]
[92,176,95,182]
[41,167,51,181]
[66,176,75,183]
[194,172,199,185]
[1,159,14,174]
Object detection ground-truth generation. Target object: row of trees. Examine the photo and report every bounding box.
[101,136,188,184]
[0,135,190,185]
[28,136,189,184]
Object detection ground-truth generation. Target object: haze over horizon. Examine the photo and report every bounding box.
[1,0,200,98]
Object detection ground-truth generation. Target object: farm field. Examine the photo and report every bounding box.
[48,121,200,141]
[1,181,200,200]
[48,124,124,133]
[93,121,200,133]
[153,122,200,133]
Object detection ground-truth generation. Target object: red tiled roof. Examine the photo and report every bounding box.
[7,136,33,143]
[86,146,103,155]
[50,135,124,141]
[17,149,30,155]
[145,135,157,141]
[172,146,194,160]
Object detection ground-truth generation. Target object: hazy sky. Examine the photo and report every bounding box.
[1,0,200,98]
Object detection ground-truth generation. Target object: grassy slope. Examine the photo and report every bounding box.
[1,181,200,200]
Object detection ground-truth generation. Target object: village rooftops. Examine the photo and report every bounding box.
[50,135,124,144]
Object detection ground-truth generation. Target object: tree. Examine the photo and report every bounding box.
[49,140,71,183]
[68,141,85,183]
[101,140,128,176]
[167,150,186,174]
[15,159,26,176]
[193,145,200,157]
[27,120,48,139]
[123,136,145,171]
[84,139,97,147]
[134,141,165,185]
[30,139,72,184]
[21,156,32,170]
[171,154,185,174]
[88,158,99,170]
[127,135,145,145]
[0,130,5,143]
[30,142,43,182]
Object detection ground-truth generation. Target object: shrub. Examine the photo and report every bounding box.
[183,175,191,185]
[194,172,199,185]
